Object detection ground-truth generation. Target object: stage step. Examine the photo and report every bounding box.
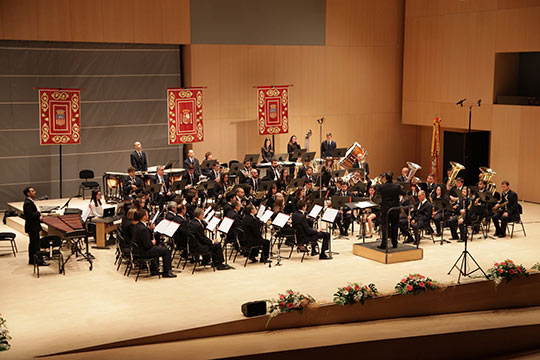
[353,241,423,264]
[6,216,48,235]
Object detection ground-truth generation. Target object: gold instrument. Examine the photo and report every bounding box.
[493,200,508,214]
[371,176,383,186]
[339,142,367,169]
[479,166,497,195]
[457,198,472,220]
[406,162,422,182]
[446,161,465,188]
[254,190,266,200]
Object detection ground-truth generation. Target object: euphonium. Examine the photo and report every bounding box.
[406,161,422,182]
[446,161,465,188]
[479,166,497,195]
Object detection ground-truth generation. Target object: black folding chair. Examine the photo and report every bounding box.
[34,235,64,278]
[126,241,160,282]
[79,169,100,199]
[0,232,17,257]
[233,228,263,267]
[183,233,215,274]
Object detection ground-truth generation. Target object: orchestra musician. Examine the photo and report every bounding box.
[362,186,379,238]
[185,189,198,219]
[449,177,465,201]
[443,168,453,187]
[264,159,281,181]
[150,165,175,210]
[304,179,314,199]
[303,167,318,184]
[296,160,311,179]
[264,184,279,209]
[396,167,409,183]
[292,200,331,260]
[89,190,103,217]
[165,202,188,251]
[188,208,233,270]
[431,185,447,236]
[201,152,213,178]
[447,187,472,241]
[403,190,432,245]
[335,182,353,236]
[239,159,253,183]
[492,181,520,238]
[320,133,336,158]
[277,168,290,192]
[425,174,436,199]
[242,204,271,263]
[377,172,403,249]
[130,141,148,172]
[225,200,242,247]
[287,135,301,159]
[321,158,334,188]
[261,138,274,163]
[132,209,176,278]
[352,153,370,180]
[215,172,232,204]
[245,168,260,192]
[183,149,201,176]
[182,164,200,193]
[123,166,144,200]
[23,186,47,266]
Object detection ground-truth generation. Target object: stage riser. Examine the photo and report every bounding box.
[46,273,540,357]
[352,243,423,264]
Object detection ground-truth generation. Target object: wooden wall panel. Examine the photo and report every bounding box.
[161,0,190,44]
[325,0,351,46]
[102,0,134,43]
[36,0,72,41]
[70,0,104,42]
[133,0,163,44]
[0,0,39,41]
[299,46,325,117]
[517,107,540,203]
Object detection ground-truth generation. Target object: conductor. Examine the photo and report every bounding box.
[377,171,403,249]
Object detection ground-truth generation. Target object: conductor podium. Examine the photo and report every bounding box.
[353,241,423,264]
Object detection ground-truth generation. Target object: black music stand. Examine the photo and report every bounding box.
[332,169,346,179]
[171,179,188,192]
[259,180,276,194]
[229,163,241,179]
[332,148,347,159]
[287,178,305,192]
[478,192,497,239]
[276,153,288,162]
[434,198,452,245]
[164,160,176,170]
[289,148,305,162]
[244,154,260,164]
[350,181,367,195]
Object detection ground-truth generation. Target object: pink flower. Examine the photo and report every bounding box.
[406,285,413,292]
[401,278,406,283]
[355,285,360,291]
[517,267,522,273]
[509,269,515,275]
[418,275,425,279]
[408,275,414,280]
[508,260,513,263]
[288,290,294,295]
[494,262,499,266]
[501,262,506,266]
[498,268,504,274]
[427,281,432,287]
[279,294,285,300]
[419,282,425,288]
[288,303,294,309]
[345,286,351,292]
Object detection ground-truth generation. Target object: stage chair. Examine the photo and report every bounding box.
[183,233,215,274]
[78,169,100,200]
[288,227,311,263]
[34,235,64,278]
[126,241,160,282]
[0,232,17,257]
[507,204,526,238]
[114,232,131,273]
[232,228,263,267]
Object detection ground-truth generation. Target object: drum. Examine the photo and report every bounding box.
[338,142,367,169]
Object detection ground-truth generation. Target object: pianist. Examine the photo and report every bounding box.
[89,190,103,217]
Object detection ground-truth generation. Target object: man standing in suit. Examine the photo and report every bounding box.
[150,165,175,210]
[404,190,433,245]
[377,172,403,249]
[183,149,201,176]
[123,166,144,200]
[23,187,47,266]
[292,200,331,259]
[492,181,520,238]
[242,204,270,263]
[189,208,232,270]
[320,133,336,158]
[130,141,148,172]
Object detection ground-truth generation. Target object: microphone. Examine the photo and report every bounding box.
[477,99,482,107]
[456,99,466,107]
[316,117,325,124]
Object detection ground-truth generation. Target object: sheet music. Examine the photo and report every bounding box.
[260,209,274,223]
[151,210,160,224]
[204,206,212,216]
[272,213,290,228]
[218,217,235,234]
[206,216,220,232]
[308,204,323,218]
[257,205,266,219]
[154,219,180,237]
[81,206,91,222]
[322,208,339,223]
[355,201,378,209]
[204,209,215,223]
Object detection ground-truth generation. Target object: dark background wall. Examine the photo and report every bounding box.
[190,0,326,45]
[0,40,183,208]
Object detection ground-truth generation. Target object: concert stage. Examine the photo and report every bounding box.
[0,201,539,359]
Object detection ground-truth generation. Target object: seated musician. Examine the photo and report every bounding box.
[471,180,496,232]
[264,159,281,181]
[150,165,175,210]
[362,186,379,238]
[352,153,370,181]
[304,179,314,199]
[234,186,247,210]
[183,149,201,176]
[239,159,253,183]
[132,209,176,278]
[292,200,331,260]
[447,187,473,241]
[261,138,274,163]
[215,172,231,205]
[442,168,452,187]
[242,204,271,263]
[185,189,198,219]
[335,182,353,237]
[183,164,199,193]
[321,158,334,188]
[296,160,311,179]
[425,174,436,199]
[396,167,409,183]
[272,193,286,215]
[188,208,233,270]
[245,168,260,192]
[403,190,432,245]
[320,133,336,158]
[398,194,411,238]
[277,168,290,192]
[165,202,188,250]
[264,184,279,210]
[449,177,465,201]
[288,188,306,214]
[431,185,448,236]
[89,190,103,217]
[349,171,365,196]
[492,181,520,238]
[408,177,420,202]
[225,200,242,247]
[303,166,318,185]
[123,166,144,200]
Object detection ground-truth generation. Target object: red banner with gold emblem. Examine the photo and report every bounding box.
[39,88,81,145]
[167,88,204,144]
[257,85,289,135]
[431,116,442,178]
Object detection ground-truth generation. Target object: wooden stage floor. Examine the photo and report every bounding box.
[0,200,539,359]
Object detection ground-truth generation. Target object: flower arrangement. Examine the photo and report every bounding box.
[267,290,315,318]
[532,263,540,272]
[395,274,438,295]
[333,283,378,305]
[0,314,11,351]
[486,260,528,284]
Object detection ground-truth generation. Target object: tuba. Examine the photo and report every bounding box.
[406,162,422,182]
[446,161,465,188]
[479,166,497,194]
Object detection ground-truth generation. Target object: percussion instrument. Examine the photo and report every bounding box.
[339,142,367,169]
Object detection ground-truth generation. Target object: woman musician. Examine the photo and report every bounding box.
[431,185,449,236]
[263,183,278,210]
[287,135,301,158]
[361,186,379,238]
[261,138,274,163]
[277,168,290,192]
[321,158,334,189]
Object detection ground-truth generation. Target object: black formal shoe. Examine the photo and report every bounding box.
[451,237,459,240]
[457,239,465,242]
[249,257,258,264]
[37,261,50,266]
[403,238,414,244]
[261,259,272,264]
[319,253,331,260]
[162,272,177,278]
[376,244,387,249]
[150,271,161,276]
[392,244,398,248]
[435,233,442,237]
[311,249,319,256]
[498,234,506,238]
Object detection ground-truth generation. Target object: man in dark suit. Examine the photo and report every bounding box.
[130,141,148,172]
[425,174,437,199]
[189,208,232,270]
[303,167,318,185]
[320,133,336,158]
[396,167,409,183]
[164,202,188,250]
[352,153,370,180]
[245,169,260,192]
[182,164,200,196]
[264,159,280,181]
[296,160,310,179]
[150,165,175,210]
[23,187,47,266]
[449,177,465,202]
[225,200,242,246]
[377,172,403,249]
[183,149,201,176]
[404,190,433,245]
[132,209,176,277]
[292,200,331,259]
[123,166,144,200]
[242,204,270,263]
[492,181,520,238]
[335,182,353,236]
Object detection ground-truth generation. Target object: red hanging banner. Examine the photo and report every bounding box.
[257,85,289,135]
[38,88,81,145]
[167,88,204,144]
[431,116,442,178]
